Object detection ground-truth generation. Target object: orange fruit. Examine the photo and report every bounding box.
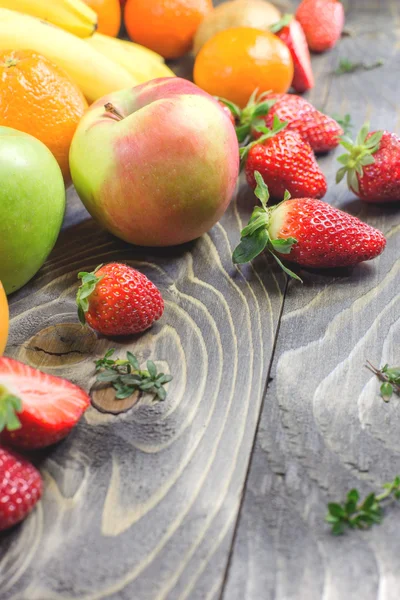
[83,0,121,37]
[0,50,88,185]
[193,27,294,107]
[125,0,213,59]
[0,282,8,356]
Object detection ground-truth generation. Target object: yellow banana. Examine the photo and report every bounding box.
[116,39,165,64]
[0,0,97,38]
[86,33,176,84]
[0,9,137,103]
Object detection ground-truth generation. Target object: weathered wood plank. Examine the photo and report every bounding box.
[223,1,400,598]
[0,177,286,596]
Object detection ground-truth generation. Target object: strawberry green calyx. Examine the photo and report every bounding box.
[76,264,104,325]
[239,115,288,166]
[269,13,294,34]
[219,90,279,144]
[336,122,383,192]
[232,171,301,281]
[0,385,22,432]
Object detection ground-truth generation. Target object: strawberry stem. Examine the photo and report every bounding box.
[76,264,104,325]
[232,172,301,281]
[269,13,294,34]
[336,122,383,193]
[0,385,22,432]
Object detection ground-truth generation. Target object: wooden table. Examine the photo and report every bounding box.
[1,0,400,598]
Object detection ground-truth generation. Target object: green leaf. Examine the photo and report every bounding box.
[268,250,303,282]
[235,123,251,143]
[283,189,291,202]
[127,352,140,370]
[383,367,400,380]
[140,381,156,392]
[157,387,167,401]
[270,237,297,255]
[158,374,173,384]
[337,153,350,165]
[147,360,157,379]
[365,130,383,149]
[253,171,270,208]
[216,97,241,119]
[359,154,375,166]
[347,489,360,504]
[0,393,22,432]
[336,166,348,184]
[380,382,393,402]
[356,122,370,145]
[96,371,120,383]
[115,388,135,399]
[233,228,269,264]
[104,348,115,359]
[269,13,293,33]
[331,521,345,535]
[241,213,269,237]
[328,503,347,518]
[362,493,376,510]
[77,304,86,325]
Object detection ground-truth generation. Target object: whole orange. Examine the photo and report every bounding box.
[0,50,88,184]
[0,282,8,356]
[125,0,213,59]
[83,0,121,37]
[193,27,294,107]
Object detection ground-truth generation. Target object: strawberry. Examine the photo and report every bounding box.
[233,172,386,276]
[336,122,400,203]
[271,15,314,93]
[253,93,343,154]
[243,118,327,200]
[0,357,90,450]
[76,263,164,336]
[0,447,42,531]
[296,0,345,53]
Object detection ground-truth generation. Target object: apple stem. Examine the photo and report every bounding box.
[104,102,124,121]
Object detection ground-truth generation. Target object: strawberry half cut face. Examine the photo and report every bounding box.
[0,357,90,450]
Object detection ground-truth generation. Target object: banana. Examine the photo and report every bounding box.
[85,33,176,84]
[0,0,97,38]
[116,39,165,64]
[0,9,137,102]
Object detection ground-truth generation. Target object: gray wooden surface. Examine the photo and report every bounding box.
[1,0,399,599]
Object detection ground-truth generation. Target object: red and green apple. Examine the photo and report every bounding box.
[69,77,239,246]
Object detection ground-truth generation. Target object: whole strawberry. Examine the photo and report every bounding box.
[0,446,42,531]
[296,0,345,53]
[253,93,343,154]
[77,263,164,336]
[271,15,314,93]
[243,120,327,200]
[0,357,90,450]
[336,123,400,203]
[233,171,386,275]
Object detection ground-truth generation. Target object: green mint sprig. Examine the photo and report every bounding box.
[326,477,400,535]
[95,349,172,401]
[366,361,400,402]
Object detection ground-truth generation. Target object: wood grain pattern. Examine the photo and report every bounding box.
[223,1,400,599]
[0,175,286,599]
[1,1,399,598]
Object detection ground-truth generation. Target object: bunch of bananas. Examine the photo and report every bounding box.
[0,0,175,103]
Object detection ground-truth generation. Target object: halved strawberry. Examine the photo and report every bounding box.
[0,357,90,450]
[271,15,314,93]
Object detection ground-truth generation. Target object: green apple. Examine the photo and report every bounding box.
[0,127,65,295]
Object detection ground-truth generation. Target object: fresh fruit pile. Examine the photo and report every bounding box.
[0,0,397,533]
